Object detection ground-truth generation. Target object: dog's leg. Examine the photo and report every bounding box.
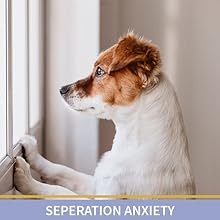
[18,135,94,194]
[14,157,76,195]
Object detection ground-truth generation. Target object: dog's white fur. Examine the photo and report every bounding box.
[14,74,195,195]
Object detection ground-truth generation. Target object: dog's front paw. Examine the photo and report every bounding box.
[18,135,39,163]
[14,157,35,194]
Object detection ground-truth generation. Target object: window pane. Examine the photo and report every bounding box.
[29,0,41,127]
[12,0,28,144]
[0,0,7,160]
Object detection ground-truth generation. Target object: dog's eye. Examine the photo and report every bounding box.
[95,67,105,77]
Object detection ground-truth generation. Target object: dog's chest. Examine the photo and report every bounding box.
[95,151,125,178]
[93,149,153,194]
[94,146,153,176]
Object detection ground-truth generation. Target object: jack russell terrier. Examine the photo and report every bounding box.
[14,32,195,195]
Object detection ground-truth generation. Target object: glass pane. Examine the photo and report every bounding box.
[0,0,7,160]
[29,0,40,127]
[12,0,28,144]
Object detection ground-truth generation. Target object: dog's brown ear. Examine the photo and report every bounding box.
[109,32,161,88]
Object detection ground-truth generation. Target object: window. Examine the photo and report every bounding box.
[0,0,43,194]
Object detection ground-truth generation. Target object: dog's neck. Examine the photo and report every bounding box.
[111,75,188,156]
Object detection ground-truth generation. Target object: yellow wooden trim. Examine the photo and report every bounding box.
[0,194,220,199]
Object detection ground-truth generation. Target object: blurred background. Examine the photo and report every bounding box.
[1,0,220,194]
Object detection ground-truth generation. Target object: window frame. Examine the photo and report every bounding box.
[0,0,44,194]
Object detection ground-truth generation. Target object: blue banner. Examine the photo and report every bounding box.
[0,199,219,219]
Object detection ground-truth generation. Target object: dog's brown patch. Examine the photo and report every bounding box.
[90,68,142,105]
[109,32,161,88]
[69,32,161,106]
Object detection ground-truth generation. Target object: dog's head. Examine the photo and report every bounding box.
[60,32,161,120]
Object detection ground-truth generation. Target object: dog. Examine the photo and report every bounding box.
[14,32,195,195]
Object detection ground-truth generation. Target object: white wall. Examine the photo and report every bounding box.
[100,0,220,194]
[45,0,100,174]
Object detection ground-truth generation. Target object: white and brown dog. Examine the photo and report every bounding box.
[14,33,195,195]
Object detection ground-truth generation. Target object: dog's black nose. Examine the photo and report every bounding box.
[60,84,71,95]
